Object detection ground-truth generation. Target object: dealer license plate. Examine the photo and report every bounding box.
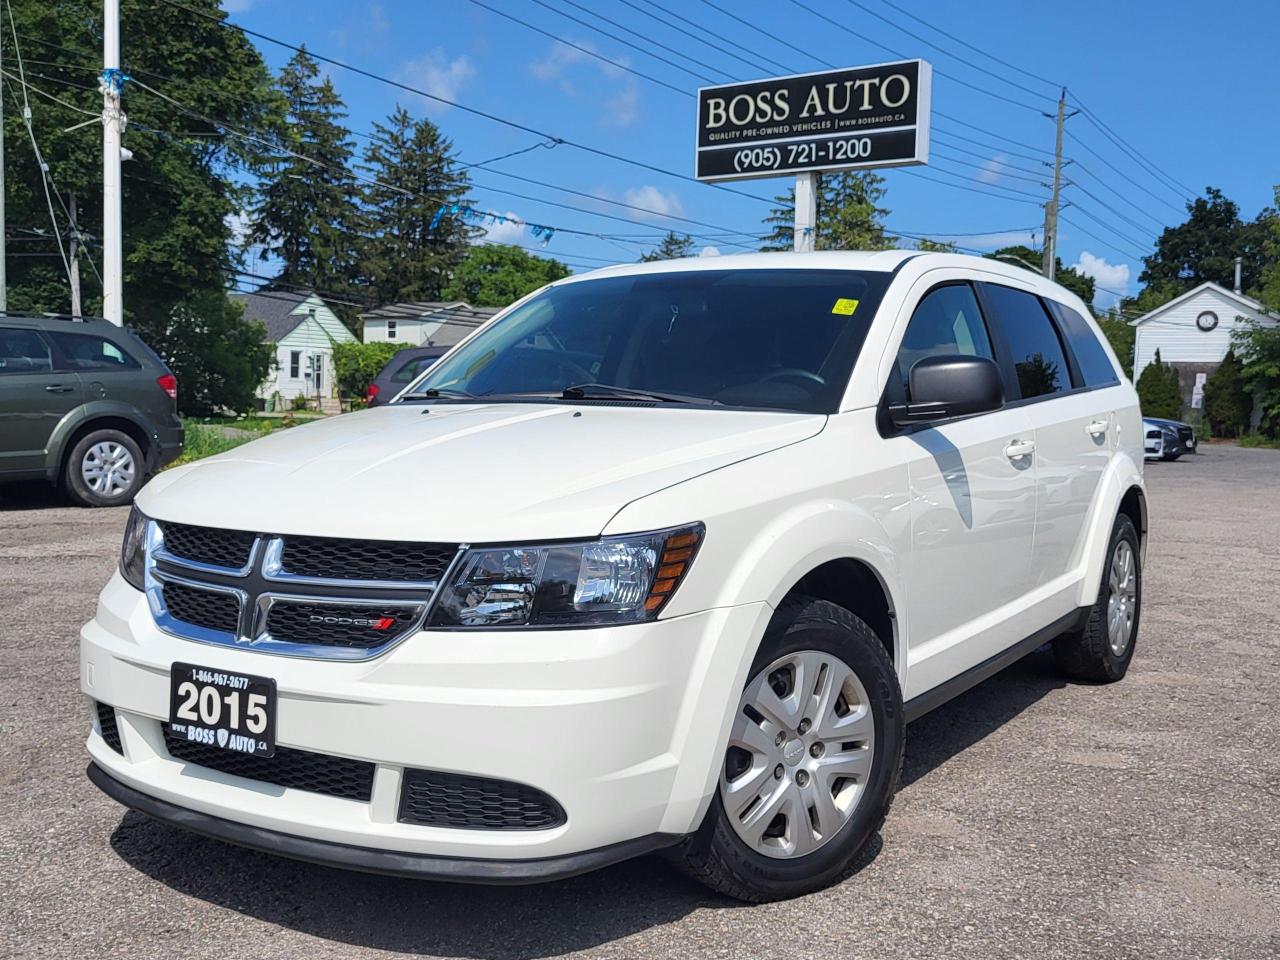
[168,662,277,757]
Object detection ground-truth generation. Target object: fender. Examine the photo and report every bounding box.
[43,399,161,479]
[1072,448,1146,608]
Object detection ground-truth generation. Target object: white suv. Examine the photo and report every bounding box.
[82,251,1145,902]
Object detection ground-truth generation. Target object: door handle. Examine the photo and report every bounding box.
[1086,419,1108,437]
[45,384,74,393]
[1004,438,1036,460]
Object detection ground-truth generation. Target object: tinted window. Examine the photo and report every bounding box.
[0,328,52,373]
[48,331,139,371]
[1048,301,1120,387]
[414,269,892,413]
[894,283,993,401]
[981,284,1069,399]
[391,355,438,384]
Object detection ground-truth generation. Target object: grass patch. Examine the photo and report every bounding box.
[171,414,315,467]
[1238,434,1280,449]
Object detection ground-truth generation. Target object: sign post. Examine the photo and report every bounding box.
[695,59,931,250]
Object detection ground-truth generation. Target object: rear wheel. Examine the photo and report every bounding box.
[677,597,903,902]
[1053,513,1141,682]
[64,429,145,507]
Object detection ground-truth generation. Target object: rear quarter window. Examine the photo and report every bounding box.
[1047,301,1121,387]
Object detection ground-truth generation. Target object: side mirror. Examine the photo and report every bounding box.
[889,355,1004,428]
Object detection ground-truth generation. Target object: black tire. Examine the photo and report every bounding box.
[1052,513,1141,683]
[676,596,903,902]
[63,429,146,507]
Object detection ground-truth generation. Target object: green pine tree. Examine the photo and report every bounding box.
[817,171,892,251]
[1202,348,1250,437]
[248,47,362,298]
[640,231,696,261]
[761,186,796,251]
[359,105,474,304]
[1136,349,1184,419]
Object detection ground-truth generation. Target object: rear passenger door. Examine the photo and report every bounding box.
[978,284,1112,594]
[0,326,84,474]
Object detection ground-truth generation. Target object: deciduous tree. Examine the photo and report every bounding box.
[441,244,570,307]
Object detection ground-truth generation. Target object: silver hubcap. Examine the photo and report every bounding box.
[81,441,135,497]
[720,650,875,859]
[1107,540,1137,656]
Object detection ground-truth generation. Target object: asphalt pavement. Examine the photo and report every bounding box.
[2,443,1278,959]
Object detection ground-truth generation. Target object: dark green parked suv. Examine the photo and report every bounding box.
[0,313,184,506]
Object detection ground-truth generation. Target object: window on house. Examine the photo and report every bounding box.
[386,320,397,339]
[289,351,301,378]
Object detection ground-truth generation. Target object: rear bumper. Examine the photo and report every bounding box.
[152,422,185,470]
[87,762,682,883]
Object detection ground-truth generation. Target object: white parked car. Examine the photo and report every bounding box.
[83,252,1146,902]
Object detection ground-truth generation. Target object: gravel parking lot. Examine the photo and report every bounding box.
[3,443,1278,960]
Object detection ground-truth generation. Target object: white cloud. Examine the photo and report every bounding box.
[699,246,721,257]
[622,185,684,220]
[530,41,639,127]
[976,155,1008,185]
[480,212,526,245]
[1072,251,1131,305]
[399,49,475,113]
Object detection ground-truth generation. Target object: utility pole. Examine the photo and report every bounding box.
[794,171,817,253]
[68,192,81,316]
[1041,87,1077,280]
[101,0,123,324]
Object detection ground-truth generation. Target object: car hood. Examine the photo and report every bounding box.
[140,403,825,542]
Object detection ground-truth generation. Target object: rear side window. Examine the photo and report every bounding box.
[1048,301,1120,387]
[0,328,52,373]
[980,284,1070,400]
[48,331,140,371]
[893,283,994,401]
[391,355,438,384]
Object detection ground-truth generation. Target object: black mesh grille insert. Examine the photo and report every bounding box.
[163,724,374,801]
[280,535,456,583]
[266,601,422,648]
[161,580,241,635]
[160,522,257,570]
[398,769,566,830]
[96,701,124,755]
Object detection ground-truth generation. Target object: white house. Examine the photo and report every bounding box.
[1131,281,1274,410]
[361,301,499,348]
[233,290,358,408]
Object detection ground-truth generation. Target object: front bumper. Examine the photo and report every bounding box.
[82,571,769,870]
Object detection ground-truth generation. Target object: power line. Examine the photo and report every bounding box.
[153,0,775,205]
[1069,95,1198,201]
[1065,130,1185,216]
[626,0,791,76]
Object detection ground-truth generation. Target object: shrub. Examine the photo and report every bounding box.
[332,341,417,398]
[1233,319,1280,438]
[1135,349,1183,419]
[1202,348,1250,438]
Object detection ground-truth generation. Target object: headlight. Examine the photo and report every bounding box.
[430,524,703,628]
[120,506,149,591]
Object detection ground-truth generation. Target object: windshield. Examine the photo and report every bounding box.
[404,268,891,413]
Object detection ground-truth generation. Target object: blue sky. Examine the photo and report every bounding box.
[226,0,1279,306]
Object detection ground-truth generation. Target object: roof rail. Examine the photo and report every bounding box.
[0,310,104,323]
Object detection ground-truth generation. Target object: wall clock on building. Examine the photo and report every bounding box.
[1196,310,1219,331]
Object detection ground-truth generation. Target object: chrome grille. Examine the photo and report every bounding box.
[142,521,462,660]
[159,522,256,571]
[161,579,241,635]
[278,535,455,583]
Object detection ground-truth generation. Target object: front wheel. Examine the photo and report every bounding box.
[677,597,903,902]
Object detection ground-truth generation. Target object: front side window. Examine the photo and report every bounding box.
[1048,301,1120,387]
[47,331,139,371]
[0,328,52,373]
[893,283,994,401]
[407,269,892,413]
[981,284,1069,400]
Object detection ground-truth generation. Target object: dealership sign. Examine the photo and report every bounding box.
[695,60,931,182]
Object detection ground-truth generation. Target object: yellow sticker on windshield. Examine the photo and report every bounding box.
[831,298,860,316]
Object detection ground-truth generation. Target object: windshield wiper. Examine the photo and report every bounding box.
[401,387,475,400]
[560,383,719,405]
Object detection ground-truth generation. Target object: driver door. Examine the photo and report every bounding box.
[880,280,1038,699]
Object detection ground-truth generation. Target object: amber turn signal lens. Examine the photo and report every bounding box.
[642,524,703,617]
